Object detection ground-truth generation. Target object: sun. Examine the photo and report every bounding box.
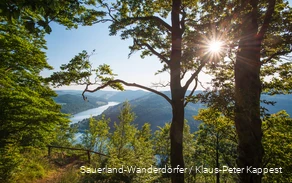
[208,40,223,53]
[199,31,227,61]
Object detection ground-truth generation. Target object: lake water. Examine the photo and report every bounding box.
[70,102,119,124]
[69,102,119,143]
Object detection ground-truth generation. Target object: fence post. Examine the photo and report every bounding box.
[48,146,51,157]
[87,150,90,163]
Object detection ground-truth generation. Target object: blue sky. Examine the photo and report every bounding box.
[44,21,209,91]
[44,22,174,91]
[44,1,291,91]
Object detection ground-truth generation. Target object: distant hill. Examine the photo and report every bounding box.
[55,90,85,96]
[76,92,204,133]
[53,94,107,114]
[262,94,292,115]
[54,90,149,115]
[74,92,292,134]
[107,90,148,102]
[54,90,148,102]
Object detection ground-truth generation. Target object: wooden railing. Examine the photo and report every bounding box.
[47,145,107,163]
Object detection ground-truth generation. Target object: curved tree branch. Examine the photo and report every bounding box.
[180,69,187,80]
[103,3,118,22]
[128,16,172,32]
[82,79,172,105]
[183,60,207,92]
[134,38,170,64]
[184,77,198,107]
[261,49,292,65]
[258,0,276,41]
[180,7,187,35]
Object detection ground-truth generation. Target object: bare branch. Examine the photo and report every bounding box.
[82,79,172,105]
[151,81,170,88]
[103,3,117,22]
[5,68,12,73]
[198,79,208,90]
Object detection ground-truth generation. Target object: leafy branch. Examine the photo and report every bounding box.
[48,50,172,106]
[82,79,172,105]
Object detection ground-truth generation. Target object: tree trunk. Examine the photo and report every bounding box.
[235,4,263,182]
[170,0,185,182]
[170,88,185,183]
[216,133,220,183]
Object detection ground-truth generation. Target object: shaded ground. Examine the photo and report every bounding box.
[35,154,85,183]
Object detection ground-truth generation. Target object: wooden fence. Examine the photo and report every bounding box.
[47,145,108,163]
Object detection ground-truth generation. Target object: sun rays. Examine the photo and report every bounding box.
[208,40,223,53]
[199,31,227,62]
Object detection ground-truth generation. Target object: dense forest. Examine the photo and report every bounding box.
[75,91,204,133]
[53,94,107,114]
[74,91,292,133]
[1,0,292,183]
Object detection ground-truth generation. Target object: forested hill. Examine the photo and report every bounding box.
[76,91,204,133]
[54,90,148,101]
[53,94,107,114]
[106,90,148,102]
[53,90,148,114]
[75,92,292,133]
[82,89,148,102]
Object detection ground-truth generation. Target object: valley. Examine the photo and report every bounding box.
[54,90,292,134]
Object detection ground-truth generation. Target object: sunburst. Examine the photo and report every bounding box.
[208,40,223,53]
[200,31,227,62]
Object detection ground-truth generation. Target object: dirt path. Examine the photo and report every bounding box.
[34,160,84,183]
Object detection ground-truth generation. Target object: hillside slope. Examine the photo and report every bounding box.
[76,92,204,133]
[54,90,149,115]
[75,92,292,133]
[53,94,107,114]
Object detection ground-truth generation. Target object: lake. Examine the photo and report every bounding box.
[70,102,119,124]
[70,101,119,143]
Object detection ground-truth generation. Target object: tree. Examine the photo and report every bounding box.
[194,108,237,183]
[48,1,224,182]
[0,1,99,180]
[234,1,276,182]
[80,102,157,183]
[0,0,103,34]
[194,1,292,182]
[131,123,157,183]
[82,115,110,155]
[0,1,112,181]
[0,14,71,183]
[0,0,109,148]
[154,123,171,181]
[153,121,196,182]
[106,102,156,183]
[47,0,292,182]
[0,18,69,148]
[262,111,292,182]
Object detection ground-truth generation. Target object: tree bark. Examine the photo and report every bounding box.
[170,0,185,182]
[216,133,220,183]
[235,1,264,182]
[170,90,185,183]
